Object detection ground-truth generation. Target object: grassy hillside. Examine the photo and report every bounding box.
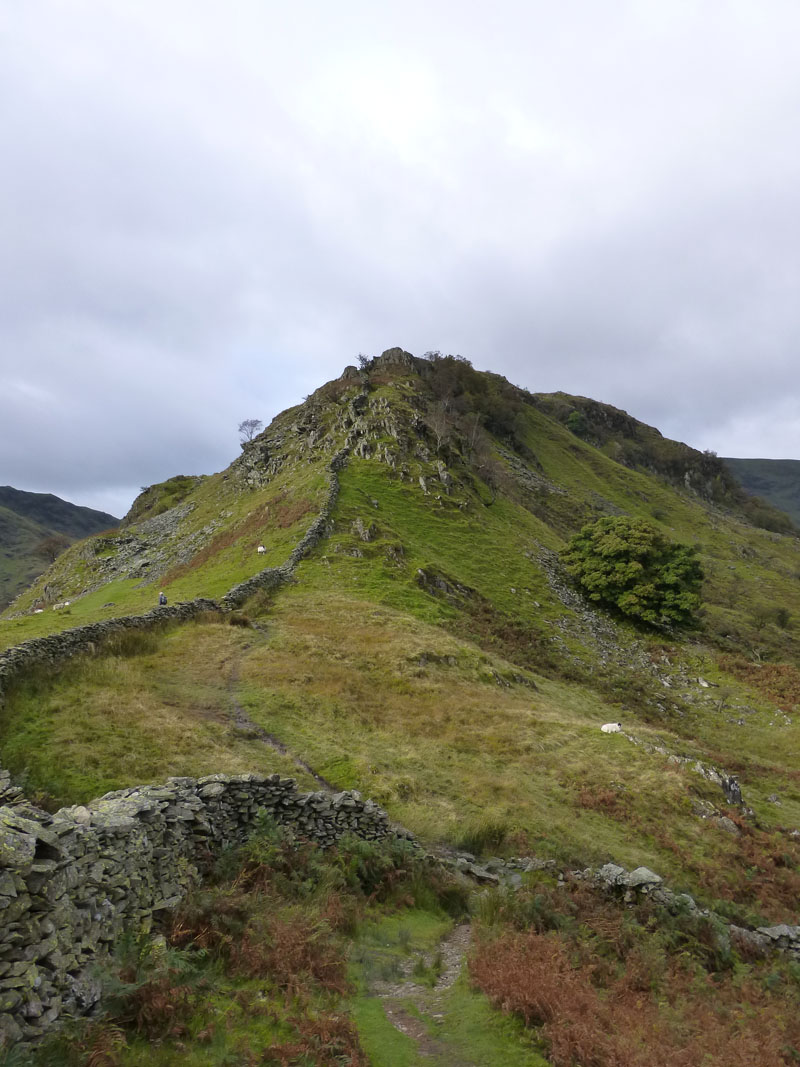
[724,457,800,525]
[0,487,117,609]
[4,349,800,1062]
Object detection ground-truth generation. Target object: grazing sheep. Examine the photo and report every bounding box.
[600,722,622,733]
[257,544,266,554]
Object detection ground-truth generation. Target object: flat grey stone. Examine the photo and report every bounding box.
[757,924,800,941]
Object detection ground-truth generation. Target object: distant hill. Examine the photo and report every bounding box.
[0,487,117,608]
[531,393,798,535]
[722,458,800,526]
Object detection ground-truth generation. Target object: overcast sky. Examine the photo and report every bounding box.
[3,1,800,518]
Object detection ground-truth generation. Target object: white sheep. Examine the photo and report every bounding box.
[257,545,266,554]
[600,722,622,734]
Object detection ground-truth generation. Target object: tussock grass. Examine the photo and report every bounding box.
[233,587,778,897]
[8,579,800,915]
[3,370,800,922]
[0,623,309,804]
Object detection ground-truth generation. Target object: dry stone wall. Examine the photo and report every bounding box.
[219,446,349,610]
[0,772,408,1047]
[0,448,350,700]
[0,445,367,1047]
[582,860,800,963]
[0,599,219,707]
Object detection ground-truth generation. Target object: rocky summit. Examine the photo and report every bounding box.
[2,349,800,1063]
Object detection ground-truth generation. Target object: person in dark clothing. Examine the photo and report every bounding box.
[158,591,167,606]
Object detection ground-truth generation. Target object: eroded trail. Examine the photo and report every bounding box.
[367,923,477,1065]
[224,636,336,790]
[373,923,473,1002]
[352,917,546,1066]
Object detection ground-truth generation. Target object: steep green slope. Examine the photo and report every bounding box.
[2,350,800,888]
[0,487,117,609]
[724,457,800,525]
[532,393,797,534]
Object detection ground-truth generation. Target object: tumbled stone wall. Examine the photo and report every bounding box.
[0,773,408,1047]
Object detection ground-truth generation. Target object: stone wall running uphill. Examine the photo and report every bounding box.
[0,446,359,1047]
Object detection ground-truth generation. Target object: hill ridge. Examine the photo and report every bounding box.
[0,486,118,610]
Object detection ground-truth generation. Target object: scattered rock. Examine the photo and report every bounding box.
[352,518,378,542]
[712,816,740,835]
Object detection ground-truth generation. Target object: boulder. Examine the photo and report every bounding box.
[624,867,662,887]
[597,862,626,886]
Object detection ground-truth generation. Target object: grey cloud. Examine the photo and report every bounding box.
[3,1,800,520]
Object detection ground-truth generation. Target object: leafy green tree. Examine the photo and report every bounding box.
[566,410,587,437]
[561,517,703,628]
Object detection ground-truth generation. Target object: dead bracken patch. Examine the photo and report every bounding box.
[470,926,800,1066]
[719,654,800,712]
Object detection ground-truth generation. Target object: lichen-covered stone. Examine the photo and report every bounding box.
[0,769,405,1048]
[624,866,662,887]
[0,822,36,873]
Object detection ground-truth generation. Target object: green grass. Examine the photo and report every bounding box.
[0,455,330,650]
[100,975,293,1067]
[350,996,421,1066]
[2,365,800,914]
[4,361,800,1058]
[431,975,549,1066]
[0,622,313,805]
[9,581,799,917]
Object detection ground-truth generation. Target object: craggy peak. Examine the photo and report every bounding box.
[2,349,800,1064]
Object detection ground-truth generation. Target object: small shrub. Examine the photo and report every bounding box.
[774,606,792,630]
[96,939,204,1045]
[566,410,587,437]
[231,911,349,995]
